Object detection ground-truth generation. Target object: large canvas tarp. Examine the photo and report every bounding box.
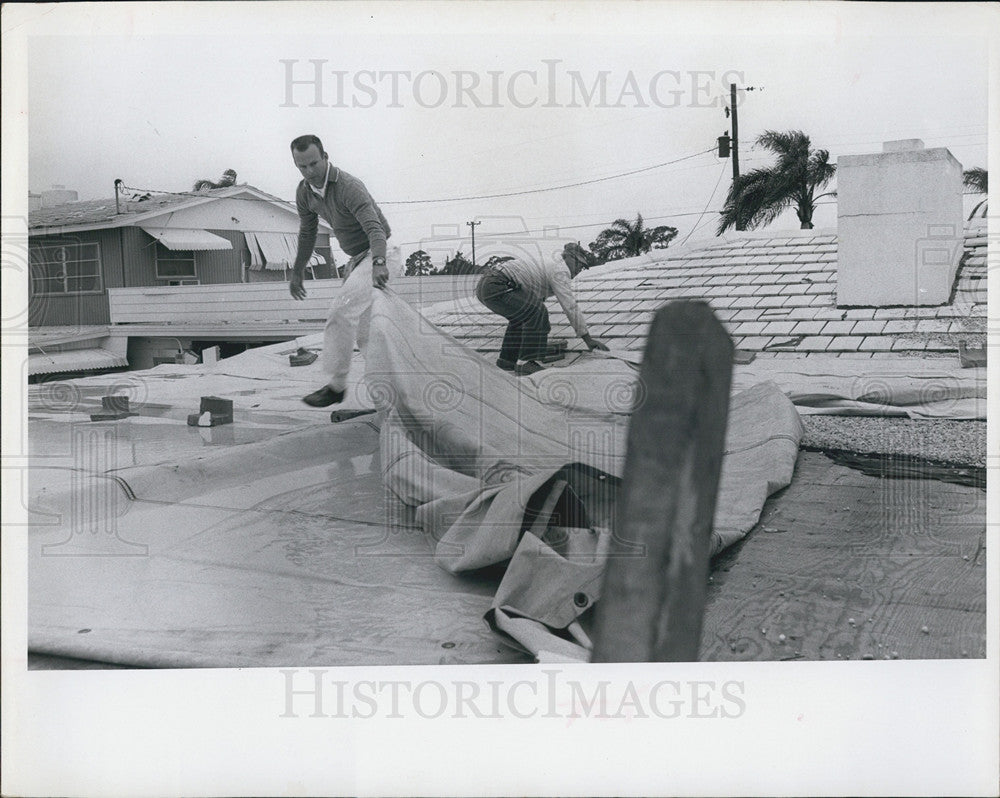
[601,349,986,420]
[366,290,803,660]
[28,290,802,666]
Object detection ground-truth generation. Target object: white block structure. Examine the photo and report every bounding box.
[836,139,964,306]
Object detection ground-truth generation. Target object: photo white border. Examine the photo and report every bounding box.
[2,3,998,796]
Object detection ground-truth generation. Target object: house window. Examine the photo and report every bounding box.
[155,245,197,280]
[30,241,103,295]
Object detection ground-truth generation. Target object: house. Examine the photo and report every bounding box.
[27,183,335,377]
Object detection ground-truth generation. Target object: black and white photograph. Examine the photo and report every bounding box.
[2,2,997,795]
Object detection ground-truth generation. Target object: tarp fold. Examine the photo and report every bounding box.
[365,289,803,660]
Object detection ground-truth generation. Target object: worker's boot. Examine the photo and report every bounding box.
[537,339,568,363]
[520,339,567,363]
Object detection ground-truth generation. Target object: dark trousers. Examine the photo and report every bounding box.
[476,272,550,365]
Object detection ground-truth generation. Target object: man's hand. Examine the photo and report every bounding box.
[289,272,307,300]
[582,334,609,352]
[372,259,389,290]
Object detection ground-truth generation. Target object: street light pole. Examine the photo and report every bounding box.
[466,220,481,266]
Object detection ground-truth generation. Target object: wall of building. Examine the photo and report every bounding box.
[28,211,335,326]
[28,228,123,327]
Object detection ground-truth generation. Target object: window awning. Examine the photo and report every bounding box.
[245,231,322,271]
[28,348,129,376]
[141,227,233,251]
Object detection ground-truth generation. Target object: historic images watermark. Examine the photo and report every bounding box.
[280,60,745,110]
[279,668,747,720]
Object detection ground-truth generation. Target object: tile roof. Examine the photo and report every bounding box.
[28,185,295,231]
[427,224,990,360]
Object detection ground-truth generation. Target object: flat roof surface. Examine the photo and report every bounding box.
[26,331,986,667]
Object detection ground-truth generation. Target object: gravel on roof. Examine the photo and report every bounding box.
[799,415,986,468]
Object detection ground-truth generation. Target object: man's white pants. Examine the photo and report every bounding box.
[321,253,374,393]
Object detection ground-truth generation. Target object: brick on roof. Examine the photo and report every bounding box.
[427,224,989,360]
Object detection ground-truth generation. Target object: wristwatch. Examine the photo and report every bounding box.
[372,256,386,266]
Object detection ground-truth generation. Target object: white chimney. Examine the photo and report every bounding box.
[836,139,963,306]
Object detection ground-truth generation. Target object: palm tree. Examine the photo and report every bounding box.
[717,130,836,234]
[589,213,678,264]
[964,167,988,221]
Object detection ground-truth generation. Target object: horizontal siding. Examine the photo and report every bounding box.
[108,276,480,324]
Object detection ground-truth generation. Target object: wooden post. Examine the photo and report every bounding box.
[591,301,733,662]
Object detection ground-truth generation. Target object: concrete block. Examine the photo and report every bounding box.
[202,346,221,366]
[959,341,987,368]
[176,349,200,365]
[187,396,234,427]
[89,395,137,422]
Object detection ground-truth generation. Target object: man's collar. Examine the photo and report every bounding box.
[307,161,337,195]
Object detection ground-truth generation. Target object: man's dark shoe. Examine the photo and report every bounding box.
[302,385,345,407]
[497,357,517,372]
[515,360,544,376]
[520,339,567,363]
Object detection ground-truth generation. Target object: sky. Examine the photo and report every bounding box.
[20,4,991,267]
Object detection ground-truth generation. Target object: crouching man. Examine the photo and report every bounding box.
[475,241,608,376]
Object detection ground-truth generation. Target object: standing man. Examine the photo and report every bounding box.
[288,134,392,407]
[476,241,609,376]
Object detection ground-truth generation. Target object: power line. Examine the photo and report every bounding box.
[379,148,717,205]
[679,160,729,247]
[392,209,730,250]
[114,147,716,211]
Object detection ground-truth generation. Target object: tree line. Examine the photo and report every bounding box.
[403,214,679,276]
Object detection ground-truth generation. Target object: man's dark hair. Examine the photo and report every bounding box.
[290,135,325,157]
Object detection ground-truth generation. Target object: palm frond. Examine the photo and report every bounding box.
[963,167,988,194]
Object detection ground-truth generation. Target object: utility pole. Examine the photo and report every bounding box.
[730,83,742,231]
[466,220,481,266]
